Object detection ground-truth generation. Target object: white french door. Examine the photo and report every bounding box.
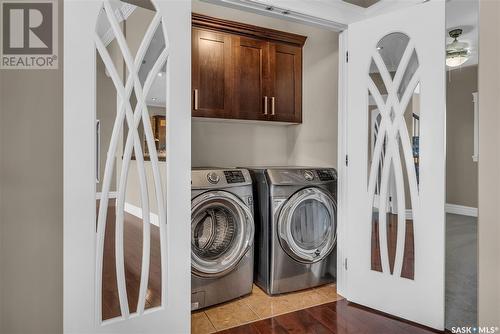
[345,1,446,330]
[64,0,191,333]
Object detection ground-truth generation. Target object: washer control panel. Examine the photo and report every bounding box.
[224,170,245,184]
[207,172,220,184]
[192,169,252,189]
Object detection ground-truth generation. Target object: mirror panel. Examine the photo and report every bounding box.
[368,32,419,280]
[95,0,167,322]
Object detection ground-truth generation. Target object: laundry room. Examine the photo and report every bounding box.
[189,1,341,332]
[87,0,479,332]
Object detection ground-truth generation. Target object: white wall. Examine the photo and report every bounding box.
[191,0,339,168]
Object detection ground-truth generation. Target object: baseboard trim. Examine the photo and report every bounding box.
[445,203,478,217]
[124,202,160,226]
[96,191,118,200]
[398,204,477,219]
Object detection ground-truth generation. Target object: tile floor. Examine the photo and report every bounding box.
[191,283,343,333]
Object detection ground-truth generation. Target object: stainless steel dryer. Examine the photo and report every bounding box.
[247,167,337,295]
[191,168,255,310]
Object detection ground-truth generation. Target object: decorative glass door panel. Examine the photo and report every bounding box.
[95,0,168,322]
[64,0,191,333]
[367,32,419,280]
[346,1,446,329]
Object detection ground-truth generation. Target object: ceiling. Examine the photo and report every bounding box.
[202,0,423,30]
[446,0,479,68]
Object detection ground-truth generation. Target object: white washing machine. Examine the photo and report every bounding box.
[246,167,337,295]
[191,168,255,310]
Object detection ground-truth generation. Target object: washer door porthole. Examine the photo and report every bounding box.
[191,191,254,277]
[278,187,337,263]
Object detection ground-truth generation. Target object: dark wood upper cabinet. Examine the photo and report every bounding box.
[269,43,302,123]
[232,36,269,121]
[192,28,232,118]
[192,13,306,123]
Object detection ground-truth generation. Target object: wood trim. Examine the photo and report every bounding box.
[192,13,307,47]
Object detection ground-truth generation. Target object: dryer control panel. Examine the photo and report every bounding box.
[266,168,337,186]
[317,169,336,181]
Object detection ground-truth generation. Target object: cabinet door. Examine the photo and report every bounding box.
[192,28,232,118]
[269,43,302,123]
[232,36,270,121]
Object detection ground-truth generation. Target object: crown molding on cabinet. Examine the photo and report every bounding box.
[192,13,307,46]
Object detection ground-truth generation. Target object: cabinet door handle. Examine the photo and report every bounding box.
[194,89,199,110]
[264,96,268,115]
[271,97,275,115]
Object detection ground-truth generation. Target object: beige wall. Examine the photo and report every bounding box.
[96,54,118,192]
[192,120,290,166]
[446,65,478,207]
[478,0,500,326]
[0,1,63,333]
[191,0,339,168]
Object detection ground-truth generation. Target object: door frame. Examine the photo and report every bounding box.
[336,29,348,297]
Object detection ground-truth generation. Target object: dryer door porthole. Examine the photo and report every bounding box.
[278,187,337,263]
[191,191,254,277]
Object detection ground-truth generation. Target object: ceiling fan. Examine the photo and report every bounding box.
[446,28,471,68]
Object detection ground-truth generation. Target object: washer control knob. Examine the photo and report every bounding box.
[207,172,220,184]
[304,170,315,181]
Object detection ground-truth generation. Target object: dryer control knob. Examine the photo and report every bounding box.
[304,170,315,181]
[207,172,220,184]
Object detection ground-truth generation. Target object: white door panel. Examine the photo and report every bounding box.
[346,1,445,329]
[64,1,191,333]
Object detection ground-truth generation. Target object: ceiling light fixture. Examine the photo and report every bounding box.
[446,29,471,68]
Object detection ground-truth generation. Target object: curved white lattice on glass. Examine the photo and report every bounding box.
[367,35,419,279]
[94,0,169,322]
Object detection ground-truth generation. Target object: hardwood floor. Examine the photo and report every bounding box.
[371,214,415,279]
[100,200,162,320]
[217,299,442,334]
